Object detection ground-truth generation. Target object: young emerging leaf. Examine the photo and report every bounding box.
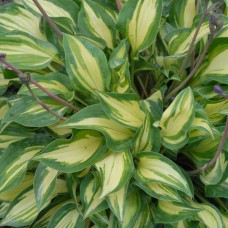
[95,150,134,198]
[134,152,193,197]
[160,87,195,150]
[60,104,134,151]
[117,0,162,57]
[34,130,107,173]
[107,185,128,223]
[78,0,117,49]
[98,92,145,129]
[63,34,111,103]
[155,200,201,223]
[0,31,61,69]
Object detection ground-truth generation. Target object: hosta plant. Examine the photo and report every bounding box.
[0,0,228,227]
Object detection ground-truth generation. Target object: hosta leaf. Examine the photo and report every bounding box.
[117,0,162,56]
[60,104,134,151]
[160,87,195,150]
[107,185,128,223]
[169,19,210,56]
[109,39,131,93]
[98,92,145,129]
[121,190,141,228]
[0,31,61,69]
[134,152,192,197]
[23,0,79,25]
[200,151,227,185]
[0,202,9,219]
[0,71,9,95]
[169,0,196,28]
[0,3,45,40]
[205,178,228,198]
[80,174,108,218]
[204,99,228,124]
[132,113,160,154]
[193,203,225,228]
[18,72,73,99]
[34,130,107,173]
[0,122,34,150]
[31,198,69,228]
[0,136,49,193]
[2,96,68,127]
[133,199,153,228]
[90,210,109,227]
[141,90,163,121]
[78,0,117,49]
[0,98,8,121]
[155,200,201,223]
[134,181,182,202]
[200,38,228,84]
[95,150,134,198]
[47,202,84,228]
[34,163,58,211]
[63,34,111,103]
[1,180,67,227]
[0,174,34,202]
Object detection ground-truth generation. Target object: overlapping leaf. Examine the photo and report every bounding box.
[63,34,111,103]
[95,150,134,198]
[34,130,107,173]
[60,104,134,151]
[160,87,195,149]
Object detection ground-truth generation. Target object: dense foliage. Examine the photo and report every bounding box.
[0,0,227,227]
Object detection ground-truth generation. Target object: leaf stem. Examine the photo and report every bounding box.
[33,0,63,37]
[116,0,122,11]
[0,54,78,112]
[188,117,228,175]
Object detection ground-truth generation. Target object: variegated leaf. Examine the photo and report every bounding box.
[1,180,67,227]
[80,174,108,218]
[90,210,109,227]
[109,39,131,93]
[23,0,79,25]
[34,130,107,173]
[34,163,58,211]
[134,181,182,202]
[121,190,141,228]
[2,96,68,127]
[193,203,225,228]
[0,3,45,40]
[200,151,227,185]
[134,152,192,197]
[48,122,72,137]
[60,104,134,151]
[0,202,9,218]
[0,70,9,95]
[95,150,133,198]
[204,99,228,124]
[18,72,73,99]
[63,34,111,103]
[107,185,128,223]
[155,200,201,223]
[0,122,34,150]
[200,38,228,84]
[160,87,195,150]
[0,98,9,121]
[78,0,117,49]
[0,136,49,193]
[98,92,145,129]
[117,0,162,56]
[132,113,160,154]
[0,174,33,202]
[47,202,84,228]
[205,178,228,198]
[169,19,210,56]
[170,0,196,28]
[0,31,62,69]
